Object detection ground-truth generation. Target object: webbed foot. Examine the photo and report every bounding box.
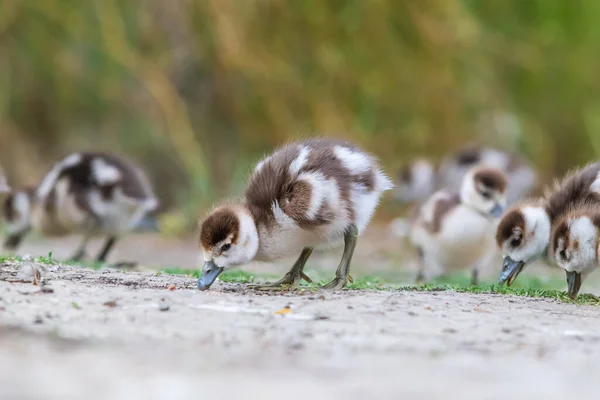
[249,271,312,291]
[322,276,347,290]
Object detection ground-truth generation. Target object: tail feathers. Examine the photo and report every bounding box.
[377,170,395,192]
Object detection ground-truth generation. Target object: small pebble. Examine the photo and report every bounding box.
[103,300,118,308]
[16,264,35,280]
[33,315,43,324]
[159,299,170,311]
[168,284,176,291]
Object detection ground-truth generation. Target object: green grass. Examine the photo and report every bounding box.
[158,267,599,304]
[2,254,598,304]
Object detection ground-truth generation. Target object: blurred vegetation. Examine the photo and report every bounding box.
[1,0,600,231]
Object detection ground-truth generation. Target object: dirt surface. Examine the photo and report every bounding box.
[1,257,600,400]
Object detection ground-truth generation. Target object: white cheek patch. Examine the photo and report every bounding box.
[333,146,372,175]
[506,207,551,263]
[92,158,121,184]
[288,146,310,176]
[566,217,598,272]
[223,210,259,267]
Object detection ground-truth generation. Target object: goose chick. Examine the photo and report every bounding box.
[197,138,394,291]
[550,203,600,299]
[2,152,158,264]
[410,166,507,285]
[496,161,600,286]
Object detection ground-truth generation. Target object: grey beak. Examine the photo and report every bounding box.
[197,260,224,290]
[490,204,504,218]
[566,271,582,300]
[498,256,525,286]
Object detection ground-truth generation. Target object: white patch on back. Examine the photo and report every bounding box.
[333,146,372,175]
[92,158,121,184]
[37,153,83,199]
[297,171,340,220]
[288,146,310,176]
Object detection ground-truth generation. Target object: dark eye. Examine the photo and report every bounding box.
[559,250,567,260]
[221,243,231,253]
[482,191,492,199]
[511,238,521,247]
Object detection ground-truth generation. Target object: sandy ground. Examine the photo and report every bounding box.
[1,257,600,400]
[1,226,600,399]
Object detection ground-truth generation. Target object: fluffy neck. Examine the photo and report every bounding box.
[236,205,260,263]
[518,206,551,262]
[566,217,599,273]
[459,173,489,217]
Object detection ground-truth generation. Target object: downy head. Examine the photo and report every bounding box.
[197,205,259,290]
[495,203,550,286]
[551,208,600,299]
[460,166,507,218]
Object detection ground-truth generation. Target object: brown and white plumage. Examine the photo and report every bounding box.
[496,161,600,286]
[2,152,158,263]
[549,202,600,299]
[410,166,508,284]
[394,144,537,206]
[197,138,393,290]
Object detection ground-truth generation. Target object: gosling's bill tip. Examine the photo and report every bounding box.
[197,261,224,290]
[498,256,525,287]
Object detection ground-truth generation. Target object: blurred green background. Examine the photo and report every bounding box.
[1,0,599,232]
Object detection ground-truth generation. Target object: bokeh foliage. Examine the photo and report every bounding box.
[1,0,599,225]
